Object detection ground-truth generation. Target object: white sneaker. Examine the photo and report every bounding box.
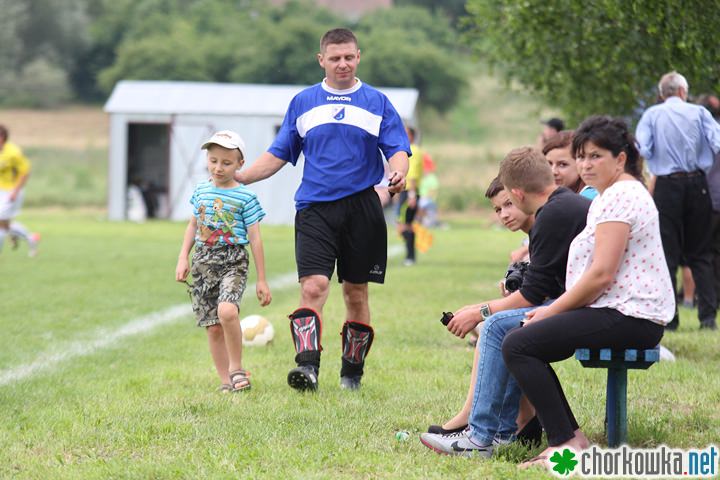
[419,430,494,458]
[659,344,676,362]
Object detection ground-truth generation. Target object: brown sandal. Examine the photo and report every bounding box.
[229,369,251,392]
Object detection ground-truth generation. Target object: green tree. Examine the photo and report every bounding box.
[356,5,458,50]
[98,21,214,91]
[357,7,467,112]
[394,0,468,25]
[360,28,466,112]
[0,0,87,106]
[228,1,340,86]
[91,0,465,112]
[465,0,720,123]
[0,1,27,72]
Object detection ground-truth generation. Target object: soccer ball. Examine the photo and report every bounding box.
[240,314,274,346]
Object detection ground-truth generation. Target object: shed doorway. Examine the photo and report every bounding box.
[127,123,169,218]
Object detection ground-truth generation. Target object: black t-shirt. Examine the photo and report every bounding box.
[520,187,591,305]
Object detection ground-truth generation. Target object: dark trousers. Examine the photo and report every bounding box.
[654,174,717,325]
[502,308,664,446]
[712,211,720,308]
[397,190,418,261]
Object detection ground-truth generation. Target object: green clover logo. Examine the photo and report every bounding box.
[549,448,578,476]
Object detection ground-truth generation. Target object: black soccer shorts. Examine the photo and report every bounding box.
[295,187,387,284]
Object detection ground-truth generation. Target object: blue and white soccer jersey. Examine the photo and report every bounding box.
[269,79,411,210]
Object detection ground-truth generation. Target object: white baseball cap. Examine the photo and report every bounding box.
[201,130,246,159]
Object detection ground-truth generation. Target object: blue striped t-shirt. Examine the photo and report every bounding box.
[190,181,265,247]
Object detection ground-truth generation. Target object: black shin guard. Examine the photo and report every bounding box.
[289,308,322,369]
[340,321,375,377]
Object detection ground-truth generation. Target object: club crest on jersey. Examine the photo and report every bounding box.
[332,106,346,121]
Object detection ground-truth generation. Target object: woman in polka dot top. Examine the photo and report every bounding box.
[502,115,674,467]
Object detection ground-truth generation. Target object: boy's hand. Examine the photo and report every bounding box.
[175,258,189,282]
[447,308,480,338]
[256,280,272,306]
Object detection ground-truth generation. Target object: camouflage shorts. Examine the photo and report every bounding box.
[190,244,248,327]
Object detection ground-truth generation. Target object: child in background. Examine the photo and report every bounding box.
[176,130,271,392]
[396,126,424,265]
[0,125,40,257]
[418,151,440,228]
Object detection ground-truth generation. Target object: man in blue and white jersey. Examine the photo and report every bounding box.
[236,28,410,391]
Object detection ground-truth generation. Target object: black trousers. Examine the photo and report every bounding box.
[397,190,419,261]
[712,211,720,309]
[654,174,717,325]
[502,307,664,446]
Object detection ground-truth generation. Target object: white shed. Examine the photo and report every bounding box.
[103,80,419,224]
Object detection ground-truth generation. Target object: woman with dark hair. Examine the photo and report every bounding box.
[502,115,674,468]
[543,130,598,200]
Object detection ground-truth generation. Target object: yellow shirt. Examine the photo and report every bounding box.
[406,143,424,191]
[0,141,30,191]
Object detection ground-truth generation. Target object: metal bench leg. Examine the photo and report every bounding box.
[606,367,628,447]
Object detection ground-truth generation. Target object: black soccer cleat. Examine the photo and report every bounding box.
[287,365,319,392]
[340,375,362,390]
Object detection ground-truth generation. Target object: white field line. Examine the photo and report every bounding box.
[0,245,403,386]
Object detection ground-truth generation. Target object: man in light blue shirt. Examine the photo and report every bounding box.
[636,71,720,330]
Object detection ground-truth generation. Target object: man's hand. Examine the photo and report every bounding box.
[387,170,406,194]
[447,307,481,338]
[235,169,251,185]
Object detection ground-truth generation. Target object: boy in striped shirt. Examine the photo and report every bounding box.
[176,130,272,392]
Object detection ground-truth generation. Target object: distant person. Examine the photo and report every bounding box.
[235,28,410,391]
[697,93,720,119]
[176,130,272,393]
[418,150,440,228]
[396,126,424,266]
[0,125,40,257]
[699,94,720,315]
[636,71,720,330]
[537,117,565,147]
[543,130,597,200]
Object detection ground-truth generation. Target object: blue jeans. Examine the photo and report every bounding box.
[468,303,550,446]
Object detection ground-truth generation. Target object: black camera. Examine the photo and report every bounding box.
[440,311,454,326]
[504,261,529,292]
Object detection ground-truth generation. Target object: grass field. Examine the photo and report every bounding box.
[1,210,718,479]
